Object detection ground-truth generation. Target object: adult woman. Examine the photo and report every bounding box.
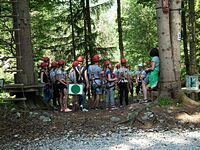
[142,48,160,102]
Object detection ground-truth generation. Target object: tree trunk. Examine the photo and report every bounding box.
[156,0,200,106]
[156,0,176,98]
[117,0,124,59]
[85,0,92,62]
[69,0,76,60]
[12,0,35,85]
[181,0,190,75]
[169,0,182,95]
[188,0,197,75]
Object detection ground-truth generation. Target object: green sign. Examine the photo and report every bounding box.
[71,84,81,94]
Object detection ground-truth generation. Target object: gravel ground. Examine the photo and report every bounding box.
[5,129,200,150]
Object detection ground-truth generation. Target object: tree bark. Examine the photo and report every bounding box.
[117,0,124,59]
[181,0,190,75]
[169,0,182,95]
[12,0,35,85]
[188,0,197,75]
[156,0,176,98]
[85,0,92,62]
[69,0,76,60]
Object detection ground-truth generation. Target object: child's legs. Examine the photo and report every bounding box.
[119,83,123,105]
[124,83,129,105]
[105,89,110,107]
[142,80,148,99]
[110,89,115,106]
[63,88,68,108]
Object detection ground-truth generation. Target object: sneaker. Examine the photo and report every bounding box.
[60,108,64,112]
[141,99,152,103]
[80,105,83,111]
[82,108,88,112]
[63,108,72,112]
[106,107,109,110]
[111,106,118,110]
[53,106,58,111]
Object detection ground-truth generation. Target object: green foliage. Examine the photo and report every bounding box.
[158,98,175,107]
[123,0,157,67]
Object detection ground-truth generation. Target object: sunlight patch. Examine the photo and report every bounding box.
[176,112,200,123]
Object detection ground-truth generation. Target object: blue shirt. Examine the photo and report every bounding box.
[88,64,102,85]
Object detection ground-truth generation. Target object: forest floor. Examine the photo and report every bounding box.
[1,97,200,149]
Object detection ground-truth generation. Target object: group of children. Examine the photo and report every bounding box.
[39,48,160,112]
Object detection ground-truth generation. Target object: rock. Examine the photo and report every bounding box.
[10,108,17,113]
[119,126,128,130]
[141,111,154,121]
[159,119,164,123]
[29,112,39,118]
[39,115,51,122]
[110,117,121,123]
[14,134,19,138]
[189,124,195,129]
[16,112,21,119]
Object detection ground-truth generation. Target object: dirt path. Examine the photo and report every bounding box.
[1,102,200,149]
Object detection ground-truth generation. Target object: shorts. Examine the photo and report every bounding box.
[91,84,102,95]
[56,83,67,91]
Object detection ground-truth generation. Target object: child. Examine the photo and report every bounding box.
[40,62,52,106]
[104,60,117,110]
[56,60,71,112]
[135,64,146,99]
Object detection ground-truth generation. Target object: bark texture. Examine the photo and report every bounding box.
[156,0,175,98]
[12,0,35,85]
[188,0,197,75]
[117,0,124,59]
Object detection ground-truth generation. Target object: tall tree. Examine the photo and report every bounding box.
[69,0,76,60]
[157,0,200,105]
[181,0,190,75]
[12,0,35,85]
[86,0,93,61]
[156,0,176,98]
[188,0,197,75]
[117,0,124,59]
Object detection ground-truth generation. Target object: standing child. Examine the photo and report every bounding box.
[74,56,89,111]
[50,61,59,110]
[88,55,102,110]
[40,62,52,106]
[56,60,71,112]
[135,64,146,100]
[118,58,132,106]
[104,60,117,110]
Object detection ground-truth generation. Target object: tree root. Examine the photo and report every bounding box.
[178,91,200,108]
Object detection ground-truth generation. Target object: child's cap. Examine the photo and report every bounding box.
[138,64,143,67]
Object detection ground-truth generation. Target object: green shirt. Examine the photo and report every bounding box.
[152,56,160,72]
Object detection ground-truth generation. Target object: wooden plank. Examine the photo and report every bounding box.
[0,15,19,18]
[1,29,20,31]
[181,87,200,93]
[4,70,23,72]
[4,84,24,88]
[0,1,18,3]
[4,98,27,101]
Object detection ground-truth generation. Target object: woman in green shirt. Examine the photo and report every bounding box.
[142,48,160,102]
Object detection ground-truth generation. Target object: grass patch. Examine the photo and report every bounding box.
[158,98,175,107]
